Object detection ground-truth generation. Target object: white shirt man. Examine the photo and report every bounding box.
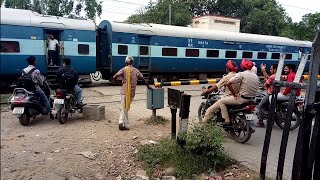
[48,39,59,51]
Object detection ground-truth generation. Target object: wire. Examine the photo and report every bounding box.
[105,0,147,6]
[281,4,318,12]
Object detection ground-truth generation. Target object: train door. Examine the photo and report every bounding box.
[44,29,64,67]
[138,35,151,71]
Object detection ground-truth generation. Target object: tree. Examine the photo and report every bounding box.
[126,0,192,26]
[3,0,102,20]
[4,0,32,10]
[281,12,320,41]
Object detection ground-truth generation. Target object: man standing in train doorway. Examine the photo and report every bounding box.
[47,34,62,66]
[113,56,152,130]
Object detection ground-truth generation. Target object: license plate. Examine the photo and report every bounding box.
[13,107,24,114]
[245,114,257,121]
[54,99,64,104]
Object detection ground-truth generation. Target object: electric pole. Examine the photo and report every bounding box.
[169,4,171,25]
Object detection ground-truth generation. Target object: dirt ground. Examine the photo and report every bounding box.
[1,84,260,180]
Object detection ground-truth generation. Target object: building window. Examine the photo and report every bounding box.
[258,52,267,59]
[118,45,128,55]
[186,49,199,57]
[78,44,89,55]
[162,48,177,56]
[225,51,237,58]
[242,51,253,58]
[0,41,20,53]
[271,53,280,59]
[207,50,219,57]
[140,46,149,56]
[285,54,292,60]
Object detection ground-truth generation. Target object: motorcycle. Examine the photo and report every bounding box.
[53,88,84,124]
[253,90,304,131]
[198,88,256,143]
[9,81,53,126]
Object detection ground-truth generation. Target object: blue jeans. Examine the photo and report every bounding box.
[35,88,51,113]
[258,95,270,122]
[73,85,82,104]
[48,50,56,65]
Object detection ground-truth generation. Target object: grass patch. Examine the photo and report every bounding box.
[0,94,11,104]
[144,115,169,125]
[137,124,230,179]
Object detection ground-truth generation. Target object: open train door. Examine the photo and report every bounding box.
[97,21,112,80]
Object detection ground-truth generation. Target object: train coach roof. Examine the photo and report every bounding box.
[108,21,312,47]
[0,8,96,31]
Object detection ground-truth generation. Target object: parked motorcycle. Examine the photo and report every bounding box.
[253,90,304,131]
[9,82,53,126]
[198,89,256,143]
[53,88,84,124]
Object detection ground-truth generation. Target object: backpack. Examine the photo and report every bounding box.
[60,71,77,90]
[16,68,37,91]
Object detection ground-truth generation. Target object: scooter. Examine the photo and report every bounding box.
[9,82,53,126]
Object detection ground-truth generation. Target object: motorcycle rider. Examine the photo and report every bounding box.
[256,63,278,127]
[56,58,84,107]
[22,56,53,118]
[219,59,260,125]
[269,64,301,103]
[202,60,240,123]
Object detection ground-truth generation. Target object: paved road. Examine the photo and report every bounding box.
[224,126,298,180]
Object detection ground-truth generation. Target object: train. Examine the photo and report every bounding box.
[0,7,314,87]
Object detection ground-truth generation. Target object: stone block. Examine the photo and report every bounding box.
[82,105,105,121]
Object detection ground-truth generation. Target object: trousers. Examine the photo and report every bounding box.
[203,96,249,123]
[119,95,131,128]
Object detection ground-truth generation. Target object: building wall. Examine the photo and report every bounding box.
[192,15,241,32]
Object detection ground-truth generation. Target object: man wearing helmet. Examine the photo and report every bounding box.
[202,60,240,123]
[214,59,259,125]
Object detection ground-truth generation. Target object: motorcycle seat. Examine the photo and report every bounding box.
[227,102,253,110]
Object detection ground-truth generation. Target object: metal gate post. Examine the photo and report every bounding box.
[292,31,320,180]
[260,53,286,179]
[276,54,308,179]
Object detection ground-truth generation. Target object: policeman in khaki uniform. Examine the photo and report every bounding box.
[202,60,240,123]
[221,59,260,124]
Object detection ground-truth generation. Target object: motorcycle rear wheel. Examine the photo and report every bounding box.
[18,113,30,126]
[229,115,252,144]
[57,108,68,124]
[275,107,300,131]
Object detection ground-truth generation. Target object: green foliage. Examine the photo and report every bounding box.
[4,0,31,10]
[126,0,192,26]
[137,124,229,178]
[281,12,320,41]
[3,0,102,20]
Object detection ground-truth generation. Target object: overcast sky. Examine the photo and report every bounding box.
[96,0,320,24]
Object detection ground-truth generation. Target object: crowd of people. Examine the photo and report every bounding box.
[17,54,300,130]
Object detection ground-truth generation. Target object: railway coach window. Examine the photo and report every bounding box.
[140,46,149,55]
[285,54,292,60]
[118,45,128,55]
[308,55,311,60]
[0,41,20,53]
[185,49,199,57]
[271,53,280,59]
[162,48,177,56]
[257,52,267,59]
[242,51,253,58]
[225,51,237,58]
[207,49,219,57]
[78,44,89,55]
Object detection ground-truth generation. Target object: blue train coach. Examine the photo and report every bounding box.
[96,20,313,81]
[0,8,96,87]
